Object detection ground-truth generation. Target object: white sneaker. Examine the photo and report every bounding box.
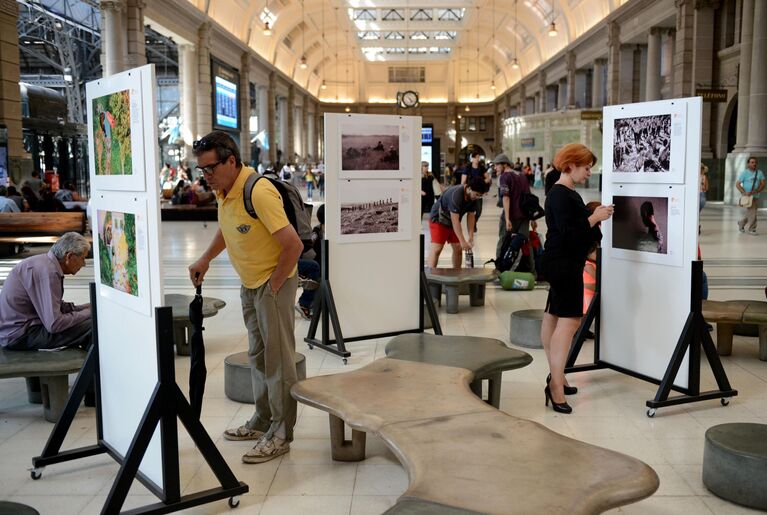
[738,223,745,233]
[242,435,290,463]
[748,229,758,236]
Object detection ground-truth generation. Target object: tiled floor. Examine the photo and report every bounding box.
[1,187,766,514]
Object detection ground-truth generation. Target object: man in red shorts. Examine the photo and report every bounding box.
[427,175,490,268]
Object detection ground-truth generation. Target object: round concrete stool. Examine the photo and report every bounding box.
[510,309,544,349]
[703,423,767,510]
[224,351,306,403]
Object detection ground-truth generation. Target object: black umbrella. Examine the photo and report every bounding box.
[188,280,207,418]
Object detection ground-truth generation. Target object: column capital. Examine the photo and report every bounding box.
[566,51,576,74]
[198,21,211,40]
[126,0,146,10]
[594,57,608,66]
[607,21,620,47]
[537,70,546,88]
[649,27,664,36]
[694,0,720,9]
[101,0,124,12]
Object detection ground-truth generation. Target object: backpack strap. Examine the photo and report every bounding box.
[243,173,260,219]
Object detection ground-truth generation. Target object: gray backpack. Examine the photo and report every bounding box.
[243,174,313,244]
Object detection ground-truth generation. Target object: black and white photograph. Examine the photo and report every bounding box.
[606,101,687,184]
[338,179,412,243]
[613,114,671,174]
[341,123,400,172]
[612,195,669,255]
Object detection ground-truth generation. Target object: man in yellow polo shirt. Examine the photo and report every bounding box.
[188,132,304,463]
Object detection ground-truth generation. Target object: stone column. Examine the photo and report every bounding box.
[0,0,25,184]
[566,51,576,108]
[452,104,462,164]
[267,72,276,164]
[179,44,197,160]
[196,23,212,136]
[619,45,634,103]
[592,59,606,107]
[673,0,694,97]
[286,86,295,163]
[537,71,546,113]
[494,103,503,154]
[518,83,526,115]
[646,27,662,101]
[745,0,767,153]
[606,22,620,105]
[239,52,251,164]
[303,106,309,155]
[125,0,146,67]
[278,97,287,161]
[692,1,717,158]
[101,1,126,76]
[734,0,754,151]
[558,79,567,109]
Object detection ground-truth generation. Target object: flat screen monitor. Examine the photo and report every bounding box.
[421,125,433,144]
[212,59,239,130]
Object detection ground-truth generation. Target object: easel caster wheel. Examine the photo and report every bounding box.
[646,409,656,418]
[343,358,348,365]
[228,496,240,508]
[308,344,314,350]
[721,398,730,406]
[30,469,42,480]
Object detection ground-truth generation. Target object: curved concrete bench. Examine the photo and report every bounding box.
[703,423,767,510]
[702,300,767,360]
[224,351,306,403]
[291,358,659,514]
[425,267,497,314]
[0,348,86,422]
[384,334,532,408]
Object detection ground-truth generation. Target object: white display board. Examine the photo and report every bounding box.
[325,113,421,339]
[86,65,164,488]
[599,98,702,388]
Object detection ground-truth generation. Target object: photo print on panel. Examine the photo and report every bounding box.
[338,118,411,179]
[86,70,147,191]
[92,196,152,315]
[606,100,687,184]
[607,184,686,267]
[337,179,412,243]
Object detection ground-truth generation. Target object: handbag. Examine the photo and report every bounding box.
[739,173,759,208]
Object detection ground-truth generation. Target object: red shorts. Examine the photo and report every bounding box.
[429,221,460,245]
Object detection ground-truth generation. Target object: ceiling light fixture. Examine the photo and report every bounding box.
[465,104,470,112]
[491,81,496,90]
[345,106,351,112]
[300,56,308,69]
[548,21,558,37]
[511,57,519,69]
[263,20,272,36]
[321,80,327,89]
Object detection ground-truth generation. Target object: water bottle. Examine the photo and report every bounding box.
[465,249,474,268]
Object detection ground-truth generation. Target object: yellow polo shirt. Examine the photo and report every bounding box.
[218,166,296,289]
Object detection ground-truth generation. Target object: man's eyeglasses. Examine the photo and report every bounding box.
[195,159,226,176]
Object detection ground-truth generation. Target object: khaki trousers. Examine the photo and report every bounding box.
[241,274,298,441]
[740,203,758,231]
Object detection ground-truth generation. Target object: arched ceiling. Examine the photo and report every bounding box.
[188,0,624,102]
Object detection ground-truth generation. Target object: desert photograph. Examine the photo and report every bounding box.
[341,123,400,171]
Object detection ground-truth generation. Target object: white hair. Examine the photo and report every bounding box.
[51,232,90,259]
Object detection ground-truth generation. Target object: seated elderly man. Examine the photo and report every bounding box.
[0,232,92,350]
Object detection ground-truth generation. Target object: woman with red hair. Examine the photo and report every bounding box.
[540,144,614,413]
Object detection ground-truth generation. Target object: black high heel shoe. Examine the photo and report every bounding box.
[546,373,578,395]
[544,385,573,414]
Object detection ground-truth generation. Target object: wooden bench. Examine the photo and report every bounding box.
[0,212,90,255]
[291,358,659,514]
[425,267,497,314]
[702,300,767,361]
[0,348,86,422]
[384,334,533,408]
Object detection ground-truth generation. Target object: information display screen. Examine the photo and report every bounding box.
[212,60,239,130]
[421,125,433,144]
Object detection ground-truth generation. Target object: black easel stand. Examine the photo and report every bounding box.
[305,235,443,363]
[565,254,737,417]
[32,284,248,514]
